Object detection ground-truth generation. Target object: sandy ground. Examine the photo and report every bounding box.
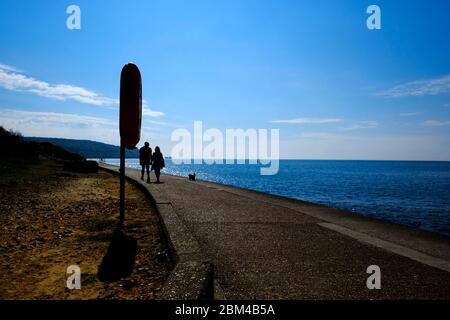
[0,161,172,299]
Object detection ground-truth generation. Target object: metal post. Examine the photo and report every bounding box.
[119,143,125,225]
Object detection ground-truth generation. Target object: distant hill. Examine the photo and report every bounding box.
[24,137,139,158]
[1,127,84,163]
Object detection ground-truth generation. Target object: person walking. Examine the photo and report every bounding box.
[151,146,165,183]
[139,141,152,183]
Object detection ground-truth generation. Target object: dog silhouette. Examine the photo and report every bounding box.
[188,173,196,181]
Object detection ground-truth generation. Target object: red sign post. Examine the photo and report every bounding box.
[119,63,142,224]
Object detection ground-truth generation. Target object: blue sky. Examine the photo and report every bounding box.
[1,0,450,159]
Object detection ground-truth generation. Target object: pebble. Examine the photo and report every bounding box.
[121,279,136,289]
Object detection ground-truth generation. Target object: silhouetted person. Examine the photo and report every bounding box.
[151,146,165,183]
[139,142,152,183]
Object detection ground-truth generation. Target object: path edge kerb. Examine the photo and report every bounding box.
[99,164,214,300]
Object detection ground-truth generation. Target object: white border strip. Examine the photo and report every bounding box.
[318,222,450,273]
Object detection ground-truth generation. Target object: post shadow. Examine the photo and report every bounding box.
[97,227,137,282]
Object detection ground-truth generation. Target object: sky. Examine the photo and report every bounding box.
[1,0,450,160]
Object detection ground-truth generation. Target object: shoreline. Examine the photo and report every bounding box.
[159,169,450,261]
[101,163,450,299]
[99,159,450,238]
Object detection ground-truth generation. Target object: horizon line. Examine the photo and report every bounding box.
[94,157,450,162]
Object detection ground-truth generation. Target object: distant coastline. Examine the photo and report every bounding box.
[23,136,450,162]
[24,137,139,158]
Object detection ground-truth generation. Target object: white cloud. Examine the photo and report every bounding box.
[339,121,379,131]
[142,105,164,117]
[378,74,450,98]
[271,117,377,130]
[422,120,450,126]
[144,119,169,126]
[0,63,22,73]
[0,109,114,127]
[0,64,118,106]
[0,63,164,117]
[280,132,450,160]
[0,108,161,145]
[271,117,342,124]
[399,112,419,116]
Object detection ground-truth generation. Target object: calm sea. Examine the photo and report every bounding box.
[101,159,450,236]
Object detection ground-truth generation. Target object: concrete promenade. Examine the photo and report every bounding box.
[101,164,450,299]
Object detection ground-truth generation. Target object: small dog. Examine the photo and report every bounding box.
[188,173,196,181]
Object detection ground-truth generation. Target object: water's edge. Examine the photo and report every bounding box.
[95,159,450,237]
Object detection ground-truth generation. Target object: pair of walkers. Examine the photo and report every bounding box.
[139,142,165,183]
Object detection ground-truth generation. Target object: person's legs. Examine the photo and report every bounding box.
[155,168,161,183]
[141,165,144,180]
[146,164,150,183]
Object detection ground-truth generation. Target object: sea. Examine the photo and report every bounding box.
[100,159,450,236]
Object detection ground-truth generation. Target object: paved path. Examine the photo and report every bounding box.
[101,164,450,299]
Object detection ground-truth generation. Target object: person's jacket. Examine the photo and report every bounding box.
[151,152,165,169]
[139,146,152,165]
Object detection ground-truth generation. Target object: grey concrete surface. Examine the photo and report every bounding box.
[100,164,450,299]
